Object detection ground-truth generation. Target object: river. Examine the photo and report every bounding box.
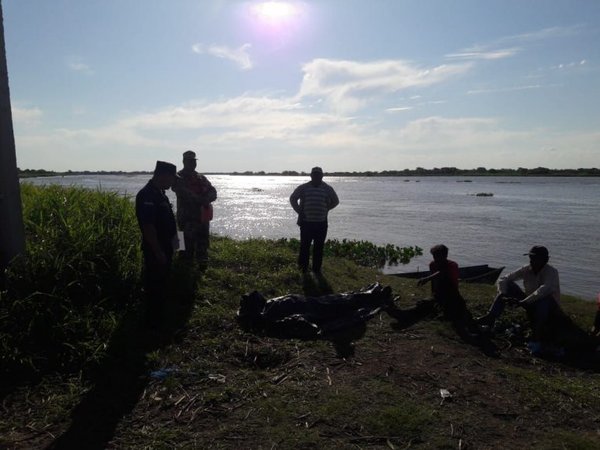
[24,174,600,300]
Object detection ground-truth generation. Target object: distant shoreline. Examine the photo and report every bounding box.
[18,167,600,178]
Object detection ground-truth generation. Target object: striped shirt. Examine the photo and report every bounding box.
[290,181,339,222]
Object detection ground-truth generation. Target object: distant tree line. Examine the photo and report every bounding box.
[232,167,600,177]
[19,166,600,178]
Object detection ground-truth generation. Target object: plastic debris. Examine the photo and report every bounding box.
[439,388,452,399]
[150,367,178,380]
[208,373,226,383]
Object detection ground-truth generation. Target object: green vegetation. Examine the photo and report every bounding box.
[1,184,141,380]
[1,184,600,449]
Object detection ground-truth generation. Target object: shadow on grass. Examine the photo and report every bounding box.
[46,258,198,450]
[388,299,500,357]
[301,271,334,296]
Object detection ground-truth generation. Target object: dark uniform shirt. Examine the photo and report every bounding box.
[135,181,177,258]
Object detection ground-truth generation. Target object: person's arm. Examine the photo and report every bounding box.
[202,179,217,204]
[417,271,440,286]
[328,186,339,210]
[520,266,560,306]
[289,185,303,214]
[497,265,527,293]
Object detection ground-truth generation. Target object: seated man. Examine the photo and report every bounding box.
[415,244,474,329]
[477,245,560,352]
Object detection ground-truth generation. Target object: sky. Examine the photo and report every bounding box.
[4,0,600,172]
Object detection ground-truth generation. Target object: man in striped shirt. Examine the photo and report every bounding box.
[290,167,339,274]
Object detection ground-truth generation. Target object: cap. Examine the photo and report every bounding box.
[154,161,177,176]
[524,245,549,258]
[311,166,323,175]
[183,150,197,160]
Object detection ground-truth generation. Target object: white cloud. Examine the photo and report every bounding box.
[11,105,42,124]
[67,58,94,75]
[445,48,520,60]
[447,25,585,64]
[467,84,549,95]
[192,42,254,70]
[297,58,472,112]
[386,106,412,112]
[498,25,585,45]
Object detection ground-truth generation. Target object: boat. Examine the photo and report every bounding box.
[390,264,504,285]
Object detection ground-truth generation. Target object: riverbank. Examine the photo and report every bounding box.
[1,185,599,448]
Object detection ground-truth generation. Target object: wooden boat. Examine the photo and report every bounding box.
[390,264,504,285]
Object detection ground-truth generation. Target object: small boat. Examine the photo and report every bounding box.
[390,264,504,285]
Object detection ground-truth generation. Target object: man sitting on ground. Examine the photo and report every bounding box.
[416,244,475,329]
[476,245,560,354]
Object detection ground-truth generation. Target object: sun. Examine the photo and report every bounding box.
[252,1,298,24]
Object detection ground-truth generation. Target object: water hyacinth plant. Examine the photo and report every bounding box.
[280,238,422,268]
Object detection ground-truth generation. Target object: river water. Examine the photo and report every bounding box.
[24,174,600,300]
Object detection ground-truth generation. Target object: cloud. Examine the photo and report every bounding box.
[445,48,520,60]
[447,25,585,63]
[498,25,585,45]
[67,58,94,75]
[467,84,549,95]
[192,43,254,70]
[11,105,43,124]
[386,106,412,112]
[297,58,472,112]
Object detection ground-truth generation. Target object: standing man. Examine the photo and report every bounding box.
[290,167,339,274]
[173,150,217,263]
[136,161,178,326]
[477,245,561,352]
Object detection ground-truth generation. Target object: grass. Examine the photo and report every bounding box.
[1,184,600,449]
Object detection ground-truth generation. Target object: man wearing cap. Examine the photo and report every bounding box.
[173,150,217,263]
[289,167,339,274]
[477,245,561,349]
[136,161,178,326]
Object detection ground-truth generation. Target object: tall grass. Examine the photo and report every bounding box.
[0,184,141,381]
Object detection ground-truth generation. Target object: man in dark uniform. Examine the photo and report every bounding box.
[136,161,178,326]
[172,150,217,263]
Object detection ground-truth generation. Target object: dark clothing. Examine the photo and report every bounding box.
[428,259,470,323]
[173,170,216,262]
[135,181,177,258]
[135,181,177,325]
[299,221,328,272]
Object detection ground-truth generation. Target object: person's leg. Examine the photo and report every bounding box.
[143,252,171,328]
[311,222,328,273]
[182,222,196,261]
[526,296,557,343]
[298,224,312,272]
[196,222,210,262]
[478,280,525,325]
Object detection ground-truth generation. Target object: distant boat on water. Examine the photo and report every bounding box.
[390,264,504,285]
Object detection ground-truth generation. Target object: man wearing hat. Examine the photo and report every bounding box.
[172,150,217,263]
[477,245,561,350]
[136,161,178,326]
[289,167,339,274]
